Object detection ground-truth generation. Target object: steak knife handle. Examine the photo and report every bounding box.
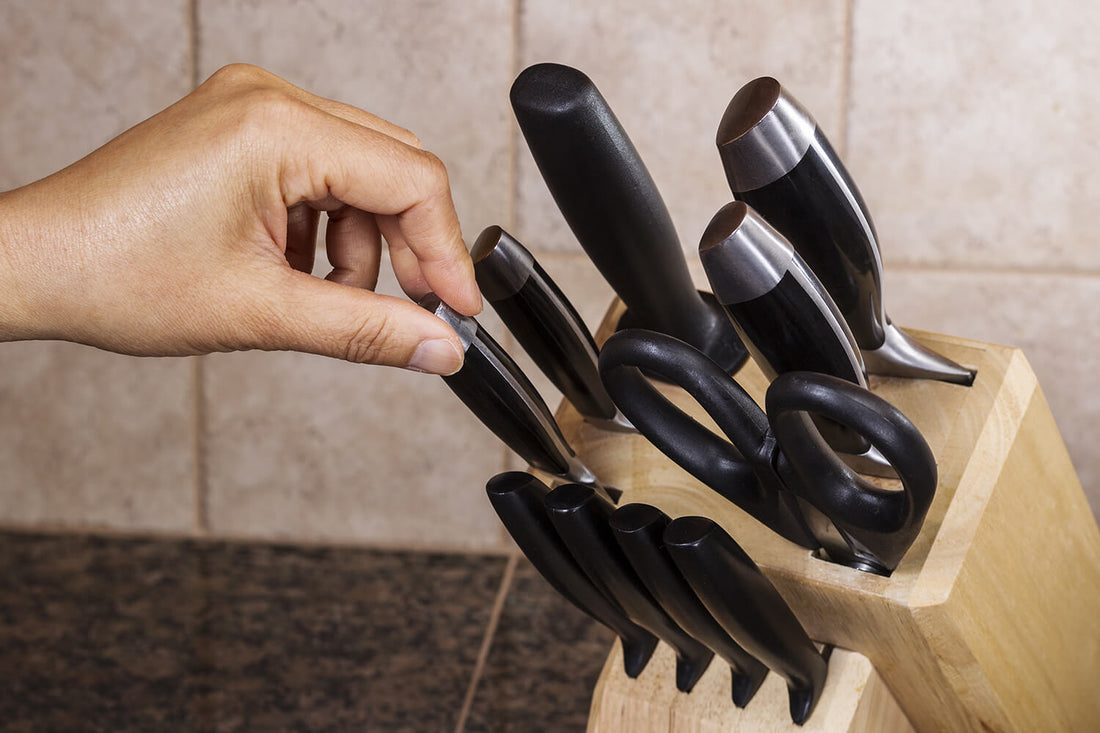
[511,62,746,374]
[610,503,769,707]
[665,516,829,726]
[545,483,715,693]
[486,472,658,677]
[598,329,819,549]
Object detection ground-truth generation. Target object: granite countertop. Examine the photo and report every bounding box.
[0,531,612,732]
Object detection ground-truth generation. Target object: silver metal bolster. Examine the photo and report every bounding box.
[863,323,977,386]
[836,442,899,480]
[718,78,817,192]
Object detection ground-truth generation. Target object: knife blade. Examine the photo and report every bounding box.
[698,201,894,477]
[610,503,769,707]
[545,483,715,693]
[419,294,620,504]
[717,76,975,385]
[664,516,829,726]
[486,472,658,678]
[471,225,632,432]
[510,62,747,375]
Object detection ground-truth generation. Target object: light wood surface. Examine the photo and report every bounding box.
[588,642,912,733]
[566,299,1100,732]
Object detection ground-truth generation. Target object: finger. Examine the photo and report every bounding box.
[325,206,382,289]
[384,228,433,301]
[279,114,481,316]
[241,269,464,374]
[285,202,320,274]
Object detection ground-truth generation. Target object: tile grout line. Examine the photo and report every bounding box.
[189,0,201,90]
[454,552,520,733]
[191,356,210,535]
[839,0,856,159]
[506,0,522,233]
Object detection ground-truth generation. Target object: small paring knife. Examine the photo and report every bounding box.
[419,294,619,504]
[472,225,632,432]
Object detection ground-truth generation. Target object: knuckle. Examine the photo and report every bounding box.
[342,312,390,364]
[204,63,272,92]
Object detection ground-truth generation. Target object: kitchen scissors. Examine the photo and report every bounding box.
[598,329,937,575]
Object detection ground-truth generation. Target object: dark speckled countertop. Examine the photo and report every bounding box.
[0,532,612,732]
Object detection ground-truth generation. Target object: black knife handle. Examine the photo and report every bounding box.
[664,516,829,726]
[610,503,769,707]
[597,329,820,549]
[472,226,630,430]
[545,483,715,693]
[420,294,619,504]
[718,77,976,386]
[766,372,938,575]
[511,62,747,374]
[717,76,885,349]
[485,472,658,677]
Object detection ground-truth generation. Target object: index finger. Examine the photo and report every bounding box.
[279,109,481,315]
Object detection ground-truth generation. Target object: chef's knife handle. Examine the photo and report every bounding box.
[610,503,769,707]
[597,329,819,549]
[545,483,715,693]
[664,516,829,726]
[718,76,975,385]
[420,294,620,504]
[766,371,938,575]
[510,62,747,374]
[472,226,631,431]
[486,472,658,678]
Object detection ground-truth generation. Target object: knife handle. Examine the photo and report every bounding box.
[610,503,769,707]
[699,202,898,477]
[597,328,820,550]
[545,483,715,693]
[664,516,829,726]
[472,226,631,431]
[420,294,620,504]
[486,472,658,678]
[510,62,747,374]
[718,76,975,385]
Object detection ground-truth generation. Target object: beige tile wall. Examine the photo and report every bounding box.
[1,1,1096,547]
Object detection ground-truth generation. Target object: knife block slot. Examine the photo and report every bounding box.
[559,297,1099,733]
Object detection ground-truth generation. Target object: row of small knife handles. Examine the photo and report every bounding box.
[427,64,977,724]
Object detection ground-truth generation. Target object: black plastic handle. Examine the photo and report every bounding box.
[664,516,829,726]
[471,226,629,429]
[545,483,715,693]
[717,77,885,349]
[420,294,620,504]
[610,503,769,707]
[485,472,658,677]
[766,372,938,575]
[597,329,819,549]
[717,76,975,385]
[510,62,746,374]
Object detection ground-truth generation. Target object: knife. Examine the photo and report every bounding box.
[419,294,620,504]
[716,76,975,385]
[510,62,748,375]
[545,483,715,693]
[698,201,894,477]
[471,225,632,432]
[486,472,658,678]
[610,503,769,707]
[664,516,830,725]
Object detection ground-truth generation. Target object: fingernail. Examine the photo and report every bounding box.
[408,338,464,376]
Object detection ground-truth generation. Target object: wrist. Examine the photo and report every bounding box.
[0,188,42,342]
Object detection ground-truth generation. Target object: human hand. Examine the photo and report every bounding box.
[0,63,481,374]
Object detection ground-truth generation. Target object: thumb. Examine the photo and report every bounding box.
[246,270,465,374]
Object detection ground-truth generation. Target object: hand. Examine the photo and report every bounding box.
[0,63,481,374]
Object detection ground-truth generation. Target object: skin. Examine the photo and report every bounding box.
[0,63,482,375]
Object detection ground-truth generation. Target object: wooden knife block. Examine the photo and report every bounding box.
[550,299,1100,733]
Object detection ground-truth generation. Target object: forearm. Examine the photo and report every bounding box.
[0,187,37,342]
